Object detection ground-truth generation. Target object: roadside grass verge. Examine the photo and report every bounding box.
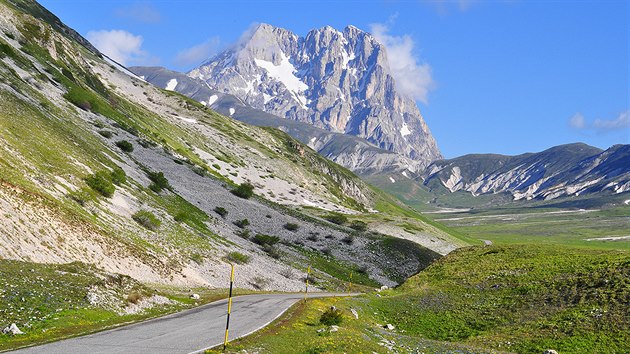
[0,260,253,352]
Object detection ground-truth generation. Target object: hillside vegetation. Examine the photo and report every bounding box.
[216,244,629,353]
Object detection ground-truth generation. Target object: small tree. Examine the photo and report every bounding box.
[115,140,134,153]
[231,182,254,199]
[85,171,115,198]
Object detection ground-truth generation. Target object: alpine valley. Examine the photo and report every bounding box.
[0,1,628,353]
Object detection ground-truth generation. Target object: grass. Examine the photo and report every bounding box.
[226,251,251,265]
[432,205,630,250]
[210,244,629,354]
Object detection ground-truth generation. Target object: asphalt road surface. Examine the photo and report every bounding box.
[12,293,353,354]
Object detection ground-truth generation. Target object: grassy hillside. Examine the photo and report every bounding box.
[215,244,629,354]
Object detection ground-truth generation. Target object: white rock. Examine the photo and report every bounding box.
[2,323,24,335]
[190,293,200,300]
[384,323,394,330]
[329,325,339,332]
[380,285,389,291]
[543,350,558,354]
[350,308,359,319]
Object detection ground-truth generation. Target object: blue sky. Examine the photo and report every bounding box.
[40,0,629,158]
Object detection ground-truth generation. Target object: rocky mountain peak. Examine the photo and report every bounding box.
[188,23,441,172]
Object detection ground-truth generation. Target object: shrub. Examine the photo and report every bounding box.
[110,167,126,185]
[263,245,281,259]
[349,220,368,232]
[226,251,250,264]
[68,187,96,206]
[98,130,113,138]
[236,229,251,239]
[342,235,355,245]
[85,171,115,198]
[233,219,250,229]
[132,210,161,231]
[320,307,343,326]
[147,171,170,193]
[127,291,143,304]
[253,234,280,246]
[325,212,347,225]
[115,140,134,153]
[231,182,254,199]
[214,206,228,218]
[283,222,300,231]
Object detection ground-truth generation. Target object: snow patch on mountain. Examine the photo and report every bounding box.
[400,123,411,137]
[165,78,178,91]
[207,94,218,106]
[254,52,309,108]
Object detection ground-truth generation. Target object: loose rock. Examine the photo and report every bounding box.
[350,308,359,319]
[2,323,24,335]
[190,293,200,300]
[543,350,558,354]
[384,323,395,330]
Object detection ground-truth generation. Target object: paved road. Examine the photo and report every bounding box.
[12,293,353,354]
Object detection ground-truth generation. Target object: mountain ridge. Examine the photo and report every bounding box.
[188,22,441,172]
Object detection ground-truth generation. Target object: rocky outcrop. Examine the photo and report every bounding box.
[188,24,441,172]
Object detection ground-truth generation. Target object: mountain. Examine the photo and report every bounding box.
[187,23,442,172]
[422,143,630,201]
[131,65,422,174]
[0,0,464,298]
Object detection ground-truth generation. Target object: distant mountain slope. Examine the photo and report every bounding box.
[131,65,422,174]
[187,23,441,172]
[422,143,630,201]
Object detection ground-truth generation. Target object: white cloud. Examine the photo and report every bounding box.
[569,112,586,129]
[173,37,221,67]
[569,110,630,132]
[593,110,630,131]
[114,2,161,23]
[370,23,434,104]
[87,30,151,66]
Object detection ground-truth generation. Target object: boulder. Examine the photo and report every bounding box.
[543,351,558,354]
[2,323,24,335]
[384,323,395,330]
[189,293,200,300]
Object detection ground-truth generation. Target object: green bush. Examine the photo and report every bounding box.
[115,140,134,153]
[132,210,161,231]
[283,222,300,231]
[214,207,228,218]
[231,182,254,199]
[226,251,250,264]
[320,307,343,326]
[98,130,113,138]
[236,229,251,239]
[325,212,348,225]
[349,220,368,232]
[233,219,250,229]
[263,244,281,259]
[147,171,170,193]
[110,167,126,185]
[253,234,280,246]
[85,171,115,198]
